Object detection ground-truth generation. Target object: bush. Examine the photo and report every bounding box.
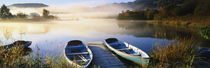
[16,13,28,18]
[150,38,198,67]
[199,27,210,39]
[0,46,72,68]
[117,9,158,20]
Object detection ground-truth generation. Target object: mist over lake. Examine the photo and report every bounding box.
[0,18,208,56]
[0,0,210,67]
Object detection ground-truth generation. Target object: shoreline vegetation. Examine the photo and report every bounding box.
[150,38,198,68]
[117,0,210,40]
[0,0,209,67]
[0,46,72,68]
[117,0,210,28]
[0,5,57,22]
[1,37,209,68]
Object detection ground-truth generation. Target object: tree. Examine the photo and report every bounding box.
[0,5,13,19]
[194,0,210,16]
[170,0,197,16]
[43,9,49,18]
[145,9,158,19]
[154,0,186,7]
[16,13,27,18]
[30,12,40,18]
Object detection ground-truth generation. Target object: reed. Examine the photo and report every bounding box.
[150,38,198,68]
[0,46,73,68]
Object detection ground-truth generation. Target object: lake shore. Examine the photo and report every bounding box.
[0,18,57,23]
[117,20,209,29]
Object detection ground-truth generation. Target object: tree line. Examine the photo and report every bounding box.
[117,9,158,20]
[0,4,56,20]
[117,0,210,23]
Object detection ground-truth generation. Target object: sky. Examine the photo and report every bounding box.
[0,0,135,6]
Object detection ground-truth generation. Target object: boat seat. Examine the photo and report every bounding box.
[132,53,142,56]
[109,42,121,47]
[76,59,90,62]
[66,46,85,51]
[67,52,89,55]
[117,48,130,51]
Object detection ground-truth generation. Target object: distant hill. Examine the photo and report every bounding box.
[9,3,48,8]
[132,0,156,9]
[97,0,156,10]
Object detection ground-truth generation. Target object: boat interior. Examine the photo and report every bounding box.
[66,40,90,65]
[13,40,29,45]
[105,38,142,56]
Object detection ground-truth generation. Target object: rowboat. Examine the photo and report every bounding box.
[104,38,150,65]
[64,40,93,68]
[0,40,32,56]
[0,40,32,49]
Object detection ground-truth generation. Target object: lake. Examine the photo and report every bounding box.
[0,19,209,57]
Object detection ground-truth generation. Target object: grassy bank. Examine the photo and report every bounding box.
[153,20,210,40]
[0,18,57,23]
[142,20,209,29]
[150,38,198,68]
[0,46,73,68]
[158,20,209,28]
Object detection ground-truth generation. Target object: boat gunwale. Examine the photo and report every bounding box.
[64,41,93,68]
[104,41,150,59]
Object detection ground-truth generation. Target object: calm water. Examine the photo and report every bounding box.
[0,19,209,56]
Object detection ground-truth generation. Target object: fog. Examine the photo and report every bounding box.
[9,1,132,19]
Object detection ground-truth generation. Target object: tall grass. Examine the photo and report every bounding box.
[150,38,198,68]
[0,46,73,68]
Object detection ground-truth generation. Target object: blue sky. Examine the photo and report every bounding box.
[0,0,135,6]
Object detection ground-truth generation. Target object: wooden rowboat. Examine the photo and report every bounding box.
[0,40,32,49]
[104,38,150,65]
[64,40,93,68]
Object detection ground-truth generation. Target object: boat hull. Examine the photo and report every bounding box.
[105,42,149,65]
[64,44,93,68]
[0,41,32,50]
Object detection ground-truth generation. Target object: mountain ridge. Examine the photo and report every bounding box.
[96,0,156,10]
[9,3,48,8]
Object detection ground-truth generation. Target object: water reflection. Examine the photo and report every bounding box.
[0,19,208,56]
[116,21,210,47]
[0,23,49,44]
[116,21,193,39]
[0,23,49,34]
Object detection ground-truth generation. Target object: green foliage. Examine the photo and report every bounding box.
[43,9,49,18]
[171,0,197,16]
[199,27,210,39]
[117,9,158,20]
[16,13,28,18]
[119,0,210,22]
[0,47,72,68]
[145,9,158,19]
[159,4,176,18]
[30,13,40,18]
[154,0,186,7]
[42,9,57,19]
[194,0,210,16]
[156,0,197,19]
[155,0,210,21]
[0,5,13,19]
[0,4,56,20]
